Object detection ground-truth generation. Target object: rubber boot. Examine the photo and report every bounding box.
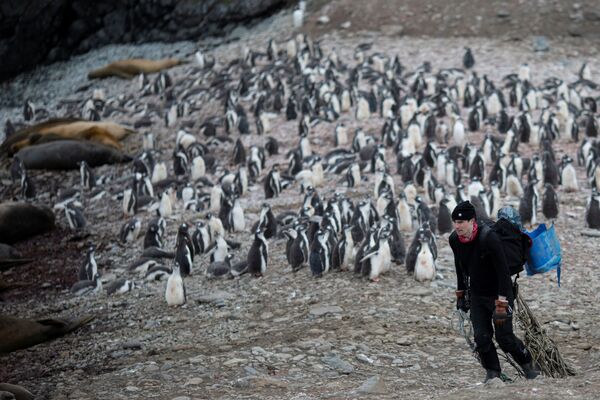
[521,361,540,379]
[484,369,501,383]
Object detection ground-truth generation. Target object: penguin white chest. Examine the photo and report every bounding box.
[232,204,245,232]
[356,98,370,120]
[414,245,436,282]
[165,275,185,306]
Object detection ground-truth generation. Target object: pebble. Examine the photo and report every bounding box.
[183,378,203,386]
[533,36,550,52]
[318,15,330,24]
[356,353,374,364]
[357,375,387,394]
[224,358,247,366]
[309,305,343,317]
[122,340,143,350]
[322,354,354,374]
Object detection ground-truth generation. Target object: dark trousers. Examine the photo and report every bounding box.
[470,295,532,372]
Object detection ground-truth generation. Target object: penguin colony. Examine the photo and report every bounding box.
[3,32,600,306]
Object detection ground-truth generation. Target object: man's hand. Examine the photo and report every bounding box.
[456,290,469,312]
[493,298,511,327]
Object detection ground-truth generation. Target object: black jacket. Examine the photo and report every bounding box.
[449,224,513,298]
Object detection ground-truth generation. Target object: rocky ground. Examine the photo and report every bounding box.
[1,2,600,400]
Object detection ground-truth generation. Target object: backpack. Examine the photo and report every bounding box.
[478,218,532,276]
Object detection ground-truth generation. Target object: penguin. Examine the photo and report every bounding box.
[191,220,211,255]
[63,201,86,230]
[264,165,282,199]
[10,156,24,185]
[353,92,370,121]
[145,264,171,281]
[19,173,36,200]
[207,213,225,243]
[288,224,310,272]
[247,228,269,277]
[119,218,142,243]
[331,224,354,271]
[23,98,35,121]
[173,150,188,176]
[105,279,135,296]
[506,170,524,198]
[165,261,186,306]
[292,4,304,28]
[78,243,97,281]
[151,161,168,184]
[144,219,164,249]
[79,161,96,190]
[254,203,278,239]
[229,195,245,232]
[542,183,559,220]
[413,236,436,282]
[232,138,246,165]
[397,192,413,232]
[360,229,392,282]
[585,189,600,229]
[488,181,502,219]
[71,273,102,296]
[374,169,395,198]
[335,123,348,146]
[519,181,539,227]
[286,96,298,120]
[542,151,560,188]
[175,224,194,276]
[265,136,279,155]
[445,159,461,188]
[128,257,159,275]
[463,47,475,69]
[560,156,579,192]
[158,189,173,218]
[309,229,331,278]
[206,254,234,279]
[206,232,230,263]
[346,162,361,188]
[437,197,453,234]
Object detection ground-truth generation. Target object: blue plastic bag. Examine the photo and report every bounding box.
[525,223,562,286]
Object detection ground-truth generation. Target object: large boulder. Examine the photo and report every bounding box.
[0,0,289,81]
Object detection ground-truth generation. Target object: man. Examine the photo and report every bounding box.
[449,201,539,382]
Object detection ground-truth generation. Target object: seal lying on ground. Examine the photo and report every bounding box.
[0,243,33,271]
[88,58,184,79]
[0,203,55,244]
[0,383,34,400]
[15,140,132,170]
[1,119,135,155]
[0,314,95,353]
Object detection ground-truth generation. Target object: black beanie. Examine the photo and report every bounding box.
[452,201,476,221]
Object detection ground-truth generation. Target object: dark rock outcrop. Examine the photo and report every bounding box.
[0,0,290,82]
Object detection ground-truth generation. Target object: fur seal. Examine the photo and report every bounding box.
[0,314,95,353]
[15,140,132,170]
[1,119,135,155]
[0,243,33,271]
[0,203,55,244]
[88,58,184,80]
[0,383,34,400]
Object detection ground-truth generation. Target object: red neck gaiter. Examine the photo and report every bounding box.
[458,221,478,243]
